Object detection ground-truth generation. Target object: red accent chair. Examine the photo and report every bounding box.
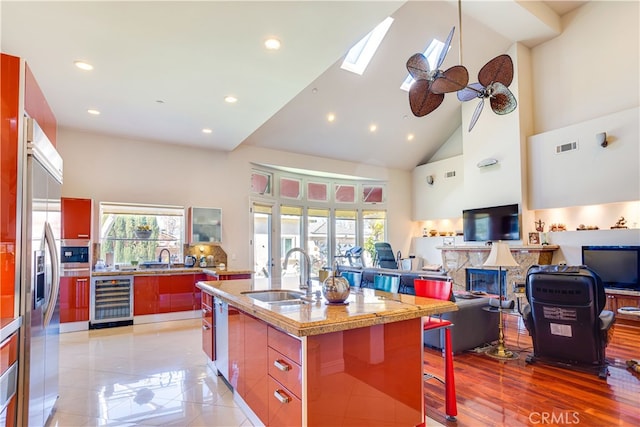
[414,278,457,422]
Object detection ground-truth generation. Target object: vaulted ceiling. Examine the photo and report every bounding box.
[1,1,585,170]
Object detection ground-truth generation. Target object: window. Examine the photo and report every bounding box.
[363,210,386,265]
[99,202,184,266]
[362,185,384,203]
[249,166,387,282]
[307,182,328,202]
[281,205,303,290]
[307,208,329,277]
[251,170,272,195]
[335,210,357,260]
[341,17,394,75]
[280,177,301,199]
[335,184,356,203]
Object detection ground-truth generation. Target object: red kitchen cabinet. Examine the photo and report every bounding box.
[61,197,92,240]
[133,276,160,315]
[59,276,90,322]
[201,293,214,361]
[0,54,20,320]
[1,333,18,427]
[168,274,195,312]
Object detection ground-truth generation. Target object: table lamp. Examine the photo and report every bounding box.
[483,241,519,360]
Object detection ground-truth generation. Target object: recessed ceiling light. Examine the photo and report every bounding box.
[87,109,100,115]
[74,60,94,71]
[202,128,213,134]
[264,38,281,50]
[327,113,336,123]
[407,133,415,141]
[224,95,238,103]
[369,124,377,132]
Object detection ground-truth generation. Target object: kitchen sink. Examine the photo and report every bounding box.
[242,290,306,303]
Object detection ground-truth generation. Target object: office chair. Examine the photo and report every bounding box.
[414,278,457,421]
[522,265,615,379]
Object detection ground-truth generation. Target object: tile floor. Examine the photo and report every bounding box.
[49,318,444,427]
[49,319,251,426]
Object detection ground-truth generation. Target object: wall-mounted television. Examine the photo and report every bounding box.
[463,203,520,242]
[582,246,640,292]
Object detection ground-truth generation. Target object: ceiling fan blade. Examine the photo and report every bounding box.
[478,54,514,87]
[431,65,469,94]
[489,82,517,115]
[436,27,455,69]
[406,53,432,80]
[457,82,483,102]
[468,99,484,131]
[409,80,444,117]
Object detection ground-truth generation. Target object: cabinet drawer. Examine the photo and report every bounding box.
[202,292,213,307]
[268,376,301,426]
[268,326,301,365]
[202,303,213,325]
[268,348,301,399]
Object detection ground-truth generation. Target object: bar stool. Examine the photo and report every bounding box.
[414,278,457,422]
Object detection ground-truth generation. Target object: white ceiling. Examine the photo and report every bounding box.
[1,1,586,171]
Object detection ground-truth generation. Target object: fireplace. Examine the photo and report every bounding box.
[466,268,507,295]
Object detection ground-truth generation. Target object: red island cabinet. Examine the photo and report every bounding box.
[214,301,423,426]
[59,276,90,322]
[61,197,92,240]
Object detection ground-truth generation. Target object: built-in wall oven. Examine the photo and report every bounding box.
[90,276,134,328]
[60,240,91,278]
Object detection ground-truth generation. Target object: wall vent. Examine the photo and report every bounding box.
[556,141,578,154]
[444,170,456,178]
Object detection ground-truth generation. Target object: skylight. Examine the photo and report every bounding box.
[341,17,394,76]
[400,38,446,91]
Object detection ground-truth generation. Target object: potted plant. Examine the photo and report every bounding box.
[135,224,152,239]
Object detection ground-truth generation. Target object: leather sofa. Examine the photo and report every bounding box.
[337,266,499,354]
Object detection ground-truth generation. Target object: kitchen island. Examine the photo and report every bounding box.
[197,279,457,426]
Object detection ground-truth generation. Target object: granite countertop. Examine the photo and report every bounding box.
[91,267,252,277]
[197,279,457,338]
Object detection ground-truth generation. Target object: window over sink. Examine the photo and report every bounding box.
[99,202,184,267]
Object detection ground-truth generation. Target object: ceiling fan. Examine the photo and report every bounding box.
[406,27,469,117]
[405,25,518,131]
[457,54,517,131]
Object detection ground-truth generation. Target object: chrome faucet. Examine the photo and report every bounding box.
[283,247,312,297]
[158,248,172,269]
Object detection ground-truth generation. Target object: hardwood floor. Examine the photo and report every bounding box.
[423,316,640,426]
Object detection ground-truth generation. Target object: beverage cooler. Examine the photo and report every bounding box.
[90,276,134,328]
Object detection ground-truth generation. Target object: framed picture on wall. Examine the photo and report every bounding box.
[528,232,540,245]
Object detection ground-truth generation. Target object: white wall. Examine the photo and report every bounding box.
[57,128,415,270]
[412,155,464,221]
[528,107,640,209]
[531,1,639,133]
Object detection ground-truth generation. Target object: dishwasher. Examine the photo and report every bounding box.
[214,297,229,380]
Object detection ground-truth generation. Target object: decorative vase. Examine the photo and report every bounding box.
[322,274,350,304]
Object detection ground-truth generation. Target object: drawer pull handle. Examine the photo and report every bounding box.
[273,359,290,372]
[273,389,291,404]
[202,324,210,331]
[202,308,208,315]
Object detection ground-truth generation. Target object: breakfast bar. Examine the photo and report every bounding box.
[197,279,457,426]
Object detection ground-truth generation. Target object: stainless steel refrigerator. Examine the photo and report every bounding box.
[18,117,63,426]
